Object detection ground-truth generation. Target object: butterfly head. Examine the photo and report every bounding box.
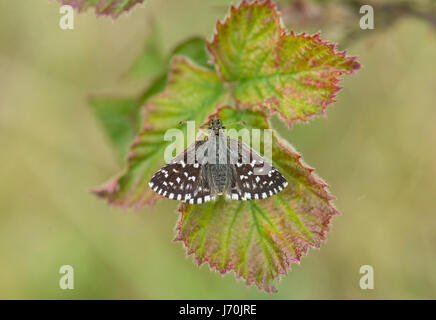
[209,118,225,135]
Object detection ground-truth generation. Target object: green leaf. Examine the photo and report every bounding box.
[90,0,360,293]
[208,0,361,125]
[89,75,167,161]
[174,107,338,293]
[130,36,213,78]
[129,21,166,78]
[57,0,144,18]
[90,37,212,163]
[93,57,227,207]
[172,37,214,70]
[89,97,143,160]
[138,74,168,106]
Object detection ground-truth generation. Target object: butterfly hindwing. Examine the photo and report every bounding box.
[226,138,288,201]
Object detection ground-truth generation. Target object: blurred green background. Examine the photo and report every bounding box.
[0,0,435,299]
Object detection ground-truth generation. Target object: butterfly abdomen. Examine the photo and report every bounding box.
[208,164,227,194]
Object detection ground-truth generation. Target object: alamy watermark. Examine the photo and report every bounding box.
[59,265,74,290]
[59,5,74,30]
[359,265,374,290]
[360,5,375,30]
[163,120,273,175]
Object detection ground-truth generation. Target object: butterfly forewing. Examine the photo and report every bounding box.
[148,140,216,204]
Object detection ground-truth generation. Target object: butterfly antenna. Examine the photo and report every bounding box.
[224,121,246,127]
[179,120,210,129]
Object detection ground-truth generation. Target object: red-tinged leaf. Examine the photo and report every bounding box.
[175,107,338,292]
[91,36,213,163]
[93,57,227,208]
[207,0,361,125]
[57,0,144,18]
[171,37,214,71]
[89,74,167,162]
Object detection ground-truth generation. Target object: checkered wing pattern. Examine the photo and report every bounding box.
[226,138,288,201]
[148,140,215,204]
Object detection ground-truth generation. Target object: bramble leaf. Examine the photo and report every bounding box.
[208,0,361,125]
[130,35,212,78]
[89,97,143,160]
[89,74,167,161]
[175,107,338,292]
[172,38,214,70]
[91,0,360,293]
[91,37,211,162]
[93,57,227,207]
[57,0,144,18]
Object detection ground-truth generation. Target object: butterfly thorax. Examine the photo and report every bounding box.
[209,118,225,136]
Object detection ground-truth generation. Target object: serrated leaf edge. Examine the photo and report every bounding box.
[207,0,361,127]
[56,0,145,19]
[173,109,340,293]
